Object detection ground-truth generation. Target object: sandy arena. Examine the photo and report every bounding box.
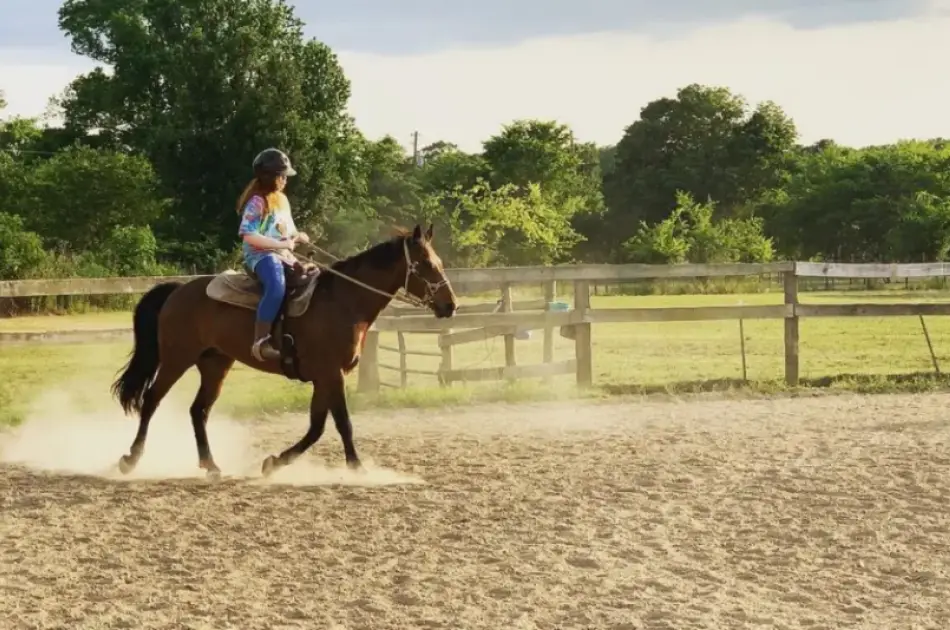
[1,391,949,629]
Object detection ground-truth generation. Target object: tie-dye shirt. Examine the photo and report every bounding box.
[238,194,298,271]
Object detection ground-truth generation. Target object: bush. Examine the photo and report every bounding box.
[623,192,774,264]
[0,213,49,279]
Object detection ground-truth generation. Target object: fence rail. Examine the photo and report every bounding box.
[4,261,950,389]
[0,262,797,300]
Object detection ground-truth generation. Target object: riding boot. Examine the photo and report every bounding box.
[251,320,281,362]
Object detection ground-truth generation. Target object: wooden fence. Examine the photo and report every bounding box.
[5,261,950,390]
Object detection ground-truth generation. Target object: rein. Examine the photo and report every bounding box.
[291,239,443,310]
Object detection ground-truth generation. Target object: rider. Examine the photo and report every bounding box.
[236,148,310,362]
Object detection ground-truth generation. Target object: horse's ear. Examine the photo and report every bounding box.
[412,224,423,242]
[425,223,434,241]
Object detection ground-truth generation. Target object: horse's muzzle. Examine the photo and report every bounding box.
[433,302,457,319]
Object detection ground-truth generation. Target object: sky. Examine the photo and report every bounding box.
[0,0,948,152]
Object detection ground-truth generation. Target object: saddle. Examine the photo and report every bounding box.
[206,261,320,318]
[206,261,321,381]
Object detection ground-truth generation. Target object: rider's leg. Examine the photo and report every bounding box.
[251,255,286,362]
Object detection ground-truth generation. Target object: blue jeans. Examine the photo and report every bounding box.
[253,255,287,324]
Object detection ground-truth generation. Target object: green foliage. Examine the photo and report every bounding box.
[624,192,773,264]
[439,179,581,267]
[26,145,168,253]
[0,117,43,155]
[418,143,489,198]
[94,225,176,276]
[0,213,49,279]
[483,119,604,221]
[761,140,950,262]
[885,193,950,262]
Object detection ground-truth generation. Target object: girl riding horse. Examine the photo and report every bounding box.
[236,148,310,361]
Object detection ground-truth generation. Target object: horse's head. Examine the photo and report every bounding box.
[401,224,457,319]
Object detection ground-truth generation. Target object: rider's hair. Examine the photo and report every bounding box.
[236,172,283,218]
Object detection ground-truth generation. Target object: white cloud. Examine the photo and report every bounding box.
[339,14,950,151]
[0,51,92,121]
[3,12,949,152]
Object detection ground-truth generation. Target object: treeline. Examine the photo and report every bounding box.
[2,0,949,283]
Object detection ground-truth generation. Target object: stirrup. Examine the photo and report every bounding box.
[251,336,278,361]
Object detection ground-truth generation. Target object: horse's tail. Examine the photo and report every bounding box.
[111,282,182,416]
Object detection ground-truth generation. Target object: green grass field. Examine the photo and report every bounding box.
[3,289,950,426]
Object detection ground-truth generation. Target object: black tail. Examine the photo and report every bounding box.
[111,282,182,415]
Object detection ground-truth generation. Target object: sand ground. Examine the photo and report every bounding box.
[1,391,949,629]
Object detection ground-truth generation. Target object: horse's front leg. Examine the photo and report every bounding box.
[261,383,328,478]
[328,371,362,470]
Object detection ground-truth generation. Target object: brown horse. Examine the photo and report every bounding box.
[110,224,457,480]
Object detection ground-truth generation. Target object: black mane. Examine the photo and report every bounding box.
[314,234,409,293]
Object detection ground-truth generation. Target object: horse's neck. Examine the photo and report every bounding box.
[333,259,406,325]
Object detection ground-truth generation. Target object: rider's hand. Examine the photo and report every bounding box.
[278,237,296,251]
[295,232,310,244]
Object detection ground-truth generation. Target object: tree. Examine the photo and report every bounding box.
[572,144,621,262]
[418,144,489,198]
[24,145,168,254]
[0,118,43,156]
[318,135,440,255]
[760,140,950,262]
[362,136,428,231]
[884,192,950,263]
[605,84,797,255]
[57,0,362,269]
[483,120,604,216]
[0,93,44,160]
[419,141,460,163]
[438,179,581,267]
[481,120,604,262]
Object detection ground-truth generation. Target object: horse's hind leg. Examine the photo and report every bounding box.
[191,351,235,480]
[119,358,193,474]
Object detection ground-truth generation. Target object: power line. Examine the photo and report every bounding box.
[0,147,61,157]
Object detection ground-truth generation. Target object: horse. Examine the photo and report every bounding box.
[110,224,457,480]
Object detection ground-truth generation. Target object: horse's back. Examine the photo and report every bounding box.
[157,276,232,345]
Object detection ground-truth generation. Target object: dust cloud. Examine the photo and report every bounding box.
[0,381,423,486]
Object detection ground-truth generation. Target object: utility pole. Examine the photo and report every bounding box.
[412,130,421,167]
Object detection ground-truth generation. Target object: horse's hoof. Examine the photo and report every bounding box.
[118,455,136,475]
[206,469,222,482]
[347,459,365,473]
[261,455,280,478]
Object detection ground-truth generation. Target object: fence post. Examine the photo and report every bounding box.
[397,331,408,388]
[573,280,593,387]
[543,281,556,365]
[358,329,380,394]
[783,266,800,386]
[501,282,516,380]
[439,329,453,387]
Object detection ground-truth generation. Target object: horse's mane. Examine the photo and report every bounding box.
[314,231,411,293]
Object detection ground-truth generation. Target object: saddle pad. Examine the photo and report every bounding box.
[206,269,319,318]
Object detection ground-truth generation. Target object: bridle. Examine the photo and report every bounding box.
[399,238,452,309]
[293,237,449,310]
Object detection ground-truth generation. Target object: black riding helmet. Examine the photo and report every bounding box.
[252,148,297,177]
